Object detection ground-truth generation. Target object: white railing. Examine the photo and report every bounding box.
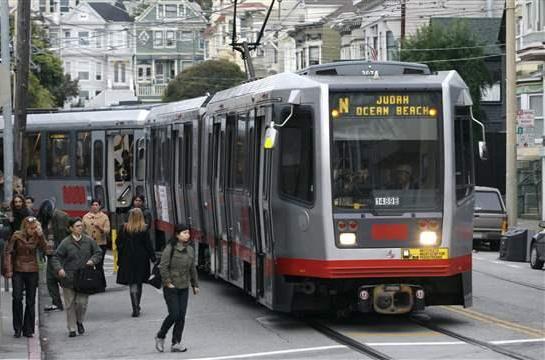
[137,83,168,97]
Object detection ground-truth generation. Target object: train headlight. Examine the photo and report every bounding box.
[419,231,438,246]
[339,233,356,246]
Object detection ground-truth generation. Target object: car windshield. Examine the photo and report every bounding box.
[475,191,504,213]
[330,92,442,213]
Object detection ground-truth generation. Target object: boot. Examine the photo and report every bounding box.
[136,285,142,314]
[130,292,139,317]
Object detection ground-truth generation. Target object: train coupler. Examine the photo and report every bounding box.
[357,284,425,314]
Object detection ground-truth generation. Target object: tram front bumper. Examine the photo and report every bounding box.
[357,284,425,314]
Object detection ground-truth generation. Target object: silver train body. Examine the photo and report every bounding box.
[0,107,150,230]
[145,61,476,314]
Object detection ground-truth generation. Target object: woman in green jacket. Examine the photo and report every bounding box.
[155,224,199,353]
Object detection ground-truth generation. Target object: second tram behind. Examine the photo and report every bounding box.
[146,61,479,314]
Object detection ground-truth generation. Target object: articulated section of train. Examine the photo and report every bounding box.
[1,61,479,314]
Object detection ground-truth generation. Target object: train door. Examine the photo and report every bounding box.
[224,114,237,281]
[106,131,134,227]
[213,115,228,278]
[185,121,203,239]
[200,115,216,272]
[256,106,275,306]
[174,125,189,225]
[91,131,107,209]
[247,109,261,298]
[132,130,146,198]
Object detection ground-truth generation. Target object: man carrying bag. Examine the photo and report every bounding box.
[51,217,102,338]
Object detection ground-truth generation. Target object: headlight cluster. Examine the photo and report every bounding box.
[339,233,356,246]
[419,231,438,246]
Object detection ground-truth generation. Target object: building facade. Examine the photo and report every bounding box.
[134,0,207,102]
[46,1,136,107]
[515,0,545,218]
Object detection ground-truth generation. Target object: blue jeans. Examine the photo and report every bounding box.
[157,287,189,345]
[12,272,39,335]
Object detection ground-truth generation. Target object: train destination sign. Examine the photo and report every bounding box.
[330,92,439,118]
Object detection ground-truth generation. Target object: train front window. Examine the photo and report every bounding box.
[330,92,442,212]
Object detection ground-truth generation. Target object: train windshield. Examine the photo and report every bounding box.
[330,91,442,212]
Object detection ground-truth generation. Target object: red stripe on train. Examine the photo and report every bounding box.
[275,255,471,278]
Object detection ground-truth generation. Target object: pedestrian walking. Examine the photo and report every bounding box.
[2,216,48,338]
[51,217,102,338]
[155,224,199,353]
[9,194,33,233]
[82,199,110,290]
[129,195,152,230]
[25,196,36,215]
[36,199,70,312]
[116,208,156,317]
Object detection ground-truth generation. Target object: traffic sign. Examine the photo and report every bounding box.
[517,110,535,128]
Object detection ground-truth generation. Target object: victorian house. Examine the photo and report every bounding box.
[134,0,208,102]
[47,1,136,107]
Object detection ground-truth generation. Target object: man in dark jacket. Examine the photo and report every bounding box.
[37,199,70,311]
[51,217,102,338]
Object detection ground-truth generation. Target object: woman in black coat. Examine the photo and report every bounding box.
[116,208,156,317]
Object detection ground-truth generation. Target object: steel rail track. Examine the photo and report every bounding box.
[305,319,392,360]
[410,315,537,360]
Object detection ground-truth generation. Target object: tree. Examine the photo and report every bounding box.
[30,23,79,107]
[400,20,493,115]
[163,59,246,102]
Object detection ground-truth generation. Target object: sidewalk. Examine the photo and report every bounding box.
[0,272,42,360]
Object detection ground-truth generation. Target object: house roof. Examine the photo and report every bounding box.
[431,17,503,56]
[89,2,131,22]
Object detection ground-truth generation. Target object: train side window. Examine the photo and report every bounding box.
[233,112,247,189]
[76,132,91,177]
[0,138,3,174]
[93,140,103,181]
[113,134,133,182]
[278,108,314,204]
[24,133,41,178]
[47,133,71,177]
[136,138,145,181]
[163,129,172,183]
[454,106,475,201]
[183,124,192,186]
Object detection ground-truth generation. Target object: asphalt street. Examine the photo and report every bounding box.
[33,251,545,360]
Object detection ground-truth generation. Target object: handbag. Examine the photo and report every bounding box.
[147,243,175,289]
[74,266,103,294]
[148,261,162,289]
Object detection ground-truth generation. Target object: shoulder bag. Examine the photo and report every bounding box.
[148,244,175,289]
[74,265,103,294]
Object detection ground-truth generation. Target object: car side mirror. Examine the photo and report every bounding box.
[478,141,488,161]
[539,221,545,229]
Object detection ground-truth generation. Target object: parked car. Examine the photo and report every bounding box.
[529,222,545,269]
[473,186,508,250]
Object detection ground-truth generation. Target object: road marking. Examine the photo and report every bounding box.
[506,264,521,269]
[441,306,545,337]
[365,338,545,346]
[345,331,439,337]
[184,345,348,360]
[491,338,545,345]
[367,341,464,346]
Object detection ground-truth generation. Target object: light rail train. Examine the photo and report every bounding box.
[1,61,482,314]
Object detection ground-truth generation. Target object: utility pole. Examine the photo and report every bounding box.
[506,0,517,227]
[400,0,406,44]
[0,0,14,341]
[14,0,31,177]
